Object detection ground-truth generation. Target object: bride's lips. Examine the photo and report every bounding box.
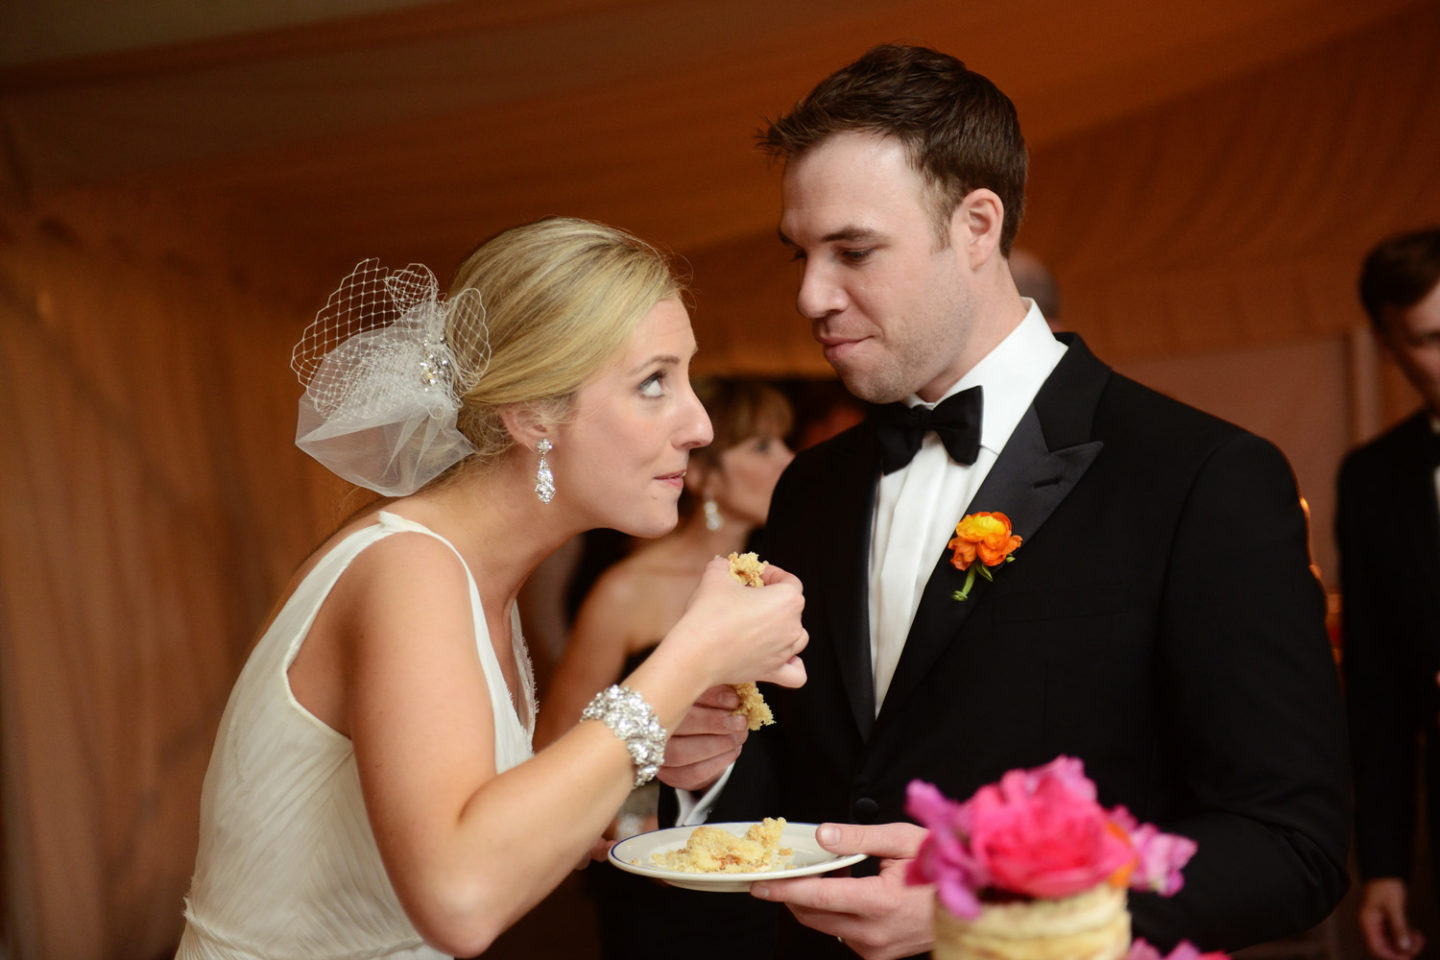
[655,470,687,489]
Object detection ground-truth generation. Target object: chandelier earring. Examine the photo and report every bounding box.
[534,438,556,504]
[703,496,724,532]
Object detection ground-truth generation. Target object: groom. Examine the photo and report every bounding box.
[659,44,1349,958]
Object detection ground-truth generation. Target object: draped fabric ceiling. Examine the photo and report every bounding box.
[3,1,1440,956]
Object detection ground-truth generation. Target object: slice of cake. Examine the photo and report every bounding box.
[726,552,775,730]
[653,817,792,873]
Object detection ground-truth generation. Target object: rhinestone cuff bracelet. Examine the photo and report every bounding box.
[581,684,668,787]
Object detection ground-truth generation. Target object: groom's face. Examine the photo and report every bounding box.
[779,131,974,404]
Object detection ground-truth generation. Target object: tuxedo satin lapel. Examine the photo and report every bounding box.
[873,340,1111,729]
[819,427,881,738]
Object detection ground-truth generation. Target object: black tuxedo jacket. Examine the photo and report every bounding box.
[1339,411,1440,883]
[690,335,1349,957]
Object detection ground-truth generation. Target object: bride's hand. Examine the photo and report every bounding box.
[670,556,808,691]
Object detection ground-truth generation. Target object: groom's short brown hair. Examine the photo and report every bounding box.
[758,43,1027,255]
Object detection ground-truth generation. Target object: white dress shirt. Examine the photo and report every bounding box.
[678,301,1064,823]
[868,302,1065,709]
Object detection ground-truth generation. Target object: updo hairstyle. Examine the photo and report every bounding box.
[445,217,683,464]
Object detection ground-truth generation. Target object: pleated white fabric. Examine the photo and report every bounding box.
[176,511,535,959]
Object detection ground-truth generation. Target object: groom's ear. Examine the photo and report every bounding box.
[951,188,1004,269]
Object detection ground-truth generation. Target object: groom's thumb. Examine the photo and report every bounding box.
[816,821,926,860]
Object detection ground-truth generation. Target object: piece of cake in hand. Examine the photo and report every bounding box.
[726,552,775,730]
[653,817,793,873]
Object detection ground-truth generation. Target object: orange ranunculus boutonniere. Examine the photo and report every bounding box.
[948,511,1022,601]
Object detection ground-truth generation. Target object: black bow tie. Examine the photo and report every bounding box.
[869,386,984,474]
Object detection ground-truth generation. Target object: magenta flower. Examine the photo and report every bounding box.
[905,756,1200,916]
[966,766,1134,899]
[906,780,991,917]
[1109,806,1197,895]
[1127,938,1228,960]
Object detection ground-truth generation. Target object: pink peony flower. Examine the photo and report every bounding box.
[1022,755,1097,801]
[1126,940,1164,960]
[1127,938,1229,960]
[1109,806,1197,895]
[966,764,1134,899]
[905,756,1200,915]
[906,781,991,917]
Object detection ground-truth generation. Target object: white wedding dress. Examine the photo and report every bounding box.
[177,511,535,959]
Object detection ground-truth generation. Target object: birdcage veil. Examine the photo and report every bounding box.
[291,259,491,496]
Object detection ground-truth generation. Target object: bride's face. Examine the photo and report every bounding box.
[553,298,713,537]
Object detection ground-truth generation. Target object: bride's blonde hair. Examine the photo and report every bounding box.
[445,217,683,465]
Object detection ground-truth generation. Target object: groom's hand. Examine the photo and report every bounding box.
[750,821,933,960]
[656,685,749,792]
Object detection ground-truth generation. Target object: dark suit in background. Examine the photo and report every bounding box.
[1340,225,1440,960]
[1341,413,1440,896]
[707,335,1350,957]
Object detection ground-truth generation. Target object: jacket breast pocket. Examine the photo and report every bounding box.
[990,581,1130,624]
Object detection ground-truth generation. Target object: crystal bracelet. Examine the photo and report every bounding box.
[581,685,668,787]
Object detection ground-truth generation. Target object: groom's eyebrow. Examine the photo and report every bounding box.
[777,225,883,247]
[824,226,883,243]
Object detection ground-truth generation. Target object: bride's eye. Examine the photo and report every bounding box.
[639,372,666,398]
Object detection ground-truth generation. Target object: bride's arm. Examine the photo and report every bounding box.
[332,536,804,956]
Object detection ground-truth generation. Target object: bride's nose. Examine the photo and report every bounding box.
[676,386,713,450]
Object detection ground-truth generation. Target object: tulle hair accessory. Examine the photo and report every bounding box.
[291,259,491,496]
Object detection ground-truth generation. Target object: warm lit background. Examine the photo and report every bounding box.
[4,1,1440,956]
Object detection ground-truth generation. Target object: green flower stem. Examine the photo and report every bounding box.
[952,556,1014,602]
[953,566,979,602]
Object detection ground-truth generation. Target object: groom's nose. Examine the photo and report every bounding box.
[796,262,845,321]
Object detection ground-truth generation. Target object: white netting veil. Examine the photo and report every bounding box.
[291,259,491,496]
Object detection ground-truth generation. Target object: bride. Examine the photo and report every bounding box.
[176,217,809,959]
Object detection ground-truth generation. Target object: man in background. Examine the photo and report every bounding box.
[1340,226,1440,960]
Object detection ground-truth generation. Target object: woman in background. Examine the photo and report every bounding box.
[175,218,807,960]
[536,377,794,960]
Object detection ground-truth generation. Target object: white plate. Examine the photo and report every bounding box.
[609,821,867,892]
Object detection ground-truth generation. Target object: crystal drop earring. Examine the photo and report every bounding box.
[534,438,555,503]
[703,497,723,531]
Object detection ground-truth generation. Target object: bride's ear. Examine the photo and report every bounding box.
[500,405,551,452]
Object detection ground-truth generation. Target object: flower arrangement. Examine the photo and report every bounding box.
[907,756,1224,959]
[948,511,1021,601]
[1127,939,1229,960]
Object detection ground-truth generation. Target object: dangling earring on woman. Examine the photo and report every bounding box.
[702,496,723,531]
[534,438,555,503]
